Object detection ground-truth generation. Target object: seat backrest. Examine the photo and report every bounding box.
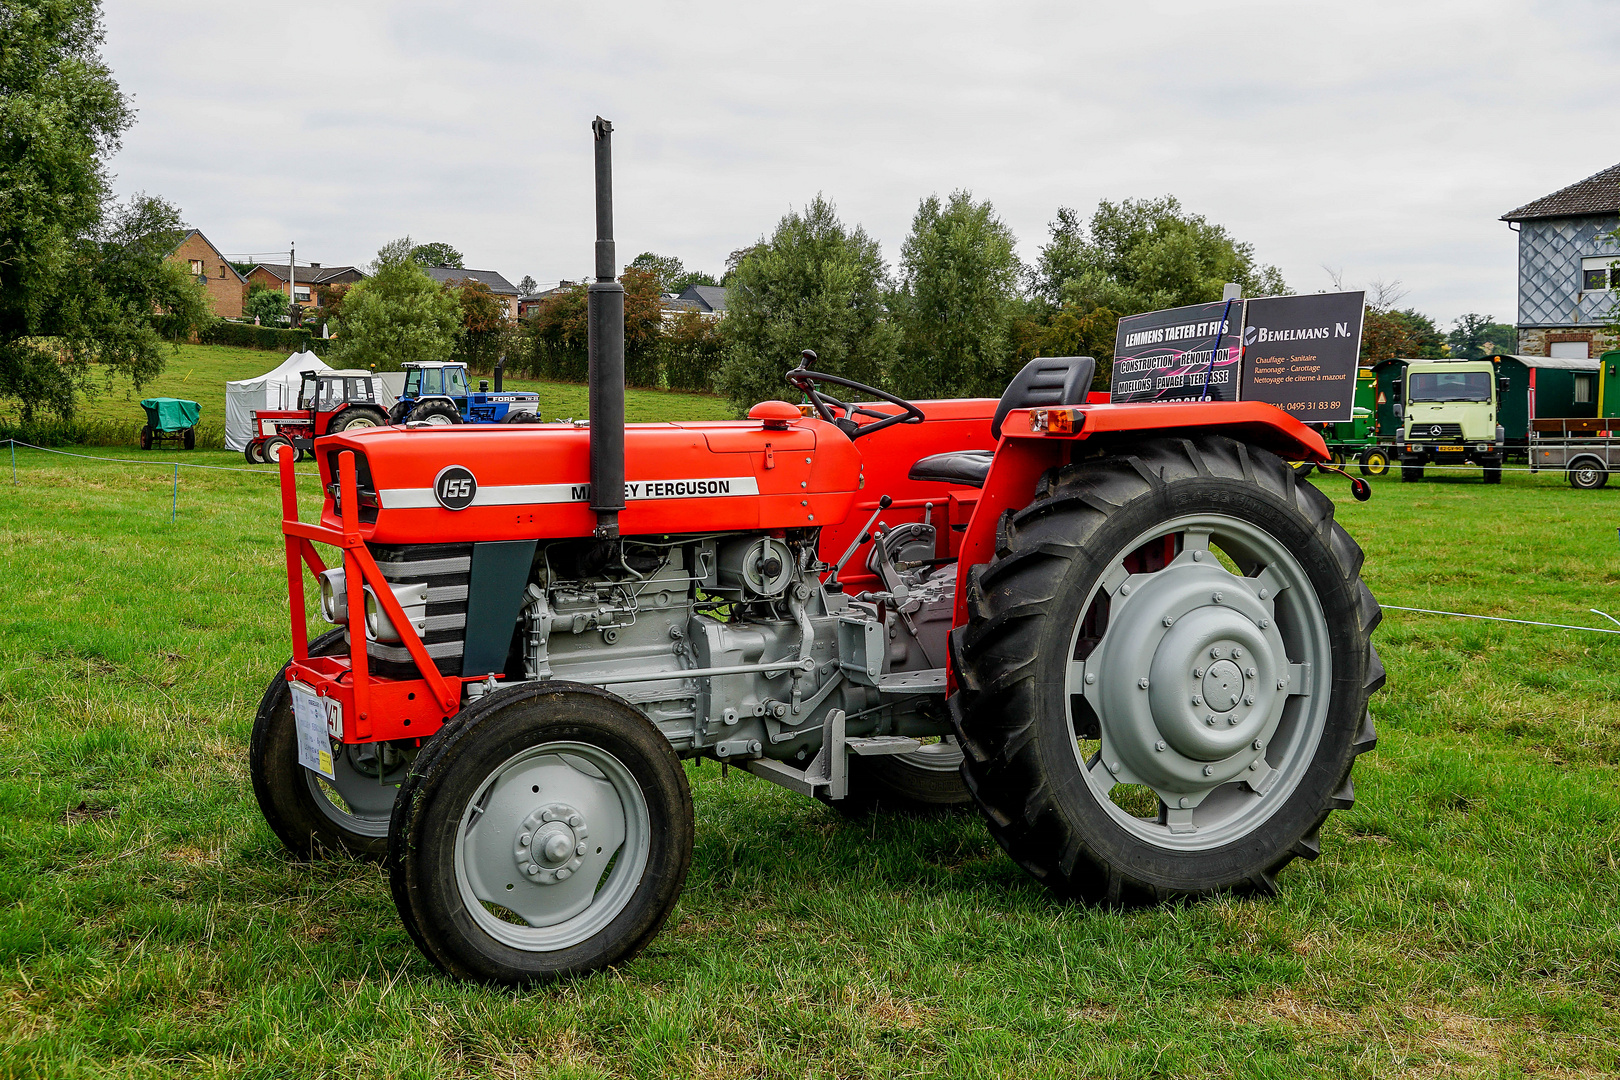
[991,356,1097,440]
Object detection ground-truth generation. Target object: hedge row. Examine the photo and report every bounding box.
[0,417,227,450]
[200,321,331,355]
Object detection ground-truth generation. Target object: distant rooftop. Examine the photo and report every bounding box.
[251,263,367,285]
[423,266,520,294]
[1502,162,1620,221]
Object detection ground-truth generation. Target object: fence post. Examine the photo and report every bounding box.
[9,439,14,485]
[172,463,178,523]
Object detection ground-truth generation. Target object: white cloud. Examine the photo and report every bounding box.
[104,0,1620,326]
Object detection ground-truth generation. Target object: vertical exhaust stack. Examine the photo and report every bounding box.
[587,116,626,539]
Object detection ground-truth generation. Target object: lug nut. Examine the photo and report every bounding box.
[1228,715,1240,726]
[1259,589,1269,600]
[1250,761,1260,771]
[1203,765,1214,776]
[1277,677,1287,689]
[1212,591,1224,603]
[1193,667,1205,678]
[1163,616,1174,627]
[556,868,572,881]
[1259,618,1270,629]
[576,841,589,856]
[1120,583,1132,596]
[519,833,531,846]
[1232,647,1243,659]
[1155,741,1166,752]
[1085,672,1096,684]
[1253,739,1263,750]
[1245,695,1255,706]
[1192,695,1203,706]
[1109,761,1121,774]
[1178,797,1189,808]
[1192,550,1204,561]
[1205,714,1217,726]
[1246,667,1257,678]
[527,865,540,876]
[1138,678,1150,689]
[1210,647,1222,658]
[568,814,583,828]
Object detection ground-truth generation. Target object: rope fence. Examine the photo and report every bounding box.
[4,437,318,523]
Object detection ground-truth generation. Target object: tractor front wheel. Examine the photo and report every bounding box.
[407,401,460,426]
[388,683,693,985]
[1359,448,1389,476]
[244,441,265,465]
[950,436,1382,904]
[250,629,410,860]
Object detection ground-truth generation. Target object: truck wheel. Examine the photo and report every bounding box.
[1482,465,1502,484]
[244,441,265,465]
[388,683,693,985]
[331,408,386,433]
[1400,463,1424,482]
[1569,461,1608,489]
[950,436,1382,904]
[407,401,460,426]
[250,629,410,860]
[1359,449,1389,477]
[829,736,973,816]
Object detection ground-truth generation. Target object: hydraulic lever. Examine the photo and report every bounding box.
[826,495,891,590]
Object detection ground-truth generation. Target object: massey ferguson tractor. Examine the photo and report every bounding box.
[250,120,1384,986]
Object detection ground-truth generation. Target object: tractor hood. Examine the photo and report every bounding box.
[316,415,863,544]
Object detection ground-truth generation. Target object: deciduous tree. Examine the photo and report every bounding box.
[1448,313,1519,359]
[331,238,461,370]
[409,241,463,269]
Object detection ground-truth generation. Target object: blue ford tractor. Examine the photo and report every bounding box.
[387,360,541,426]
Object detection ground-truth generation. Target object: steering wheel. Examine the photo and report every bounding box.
[786,350,924,439]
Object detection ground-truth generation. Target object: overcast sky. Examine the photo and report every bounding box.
[103,1,1620,328]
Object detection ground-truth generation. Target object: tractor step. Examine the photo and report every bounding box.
[741,710,930,801]
[845,736,923,756]
[875,667,945,694]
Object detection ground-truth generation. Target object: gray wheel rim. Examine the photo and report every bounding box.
[890,736,963,774]
[1574,466,1601,486]
[423,413,453,426]
[454,741,649,952]
[1065,513,1332,852]
[346,416,377,429]
[302,741,408,838]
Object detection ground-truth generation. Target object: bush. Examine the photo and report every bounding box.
[0,416,226,449]
[200,321,329,355]
[660,310,724,392]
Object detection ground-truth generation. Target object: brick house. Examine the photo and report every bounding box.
[246,263,368,309]
[167,229,246,317]
[423,266,522,320]
[1501,162,1620,359]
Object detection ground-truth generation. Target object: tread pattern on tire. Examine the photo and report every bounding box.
[947,435,1382,906]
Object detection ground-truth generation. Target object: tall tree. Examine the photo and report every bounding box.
[1448,313,1518,358]
[518,274,538,295]
[715,196,898,415]
[629,252,685,293]
[891,190,1023,399]
[331,238,462,370]
[409,241,463,268]
[0,0,210,420]
[1361,307,1446,363]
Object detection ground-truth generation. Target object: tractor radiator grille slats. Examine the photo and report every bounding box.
[364,542,472,679]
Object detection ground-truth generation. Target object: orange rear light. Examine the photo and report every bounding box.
[1029,407,1081,434]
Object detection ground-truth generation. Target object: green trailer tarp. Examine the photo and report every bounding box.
[140,398,201,432]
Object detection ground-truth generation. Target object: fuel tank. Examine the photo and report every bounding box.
[316,413,865,544]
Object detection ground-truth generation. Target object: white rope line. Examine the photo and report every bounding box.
[1383,604,1620,635]
[1314,461,1598,475]
[4,438,316,478]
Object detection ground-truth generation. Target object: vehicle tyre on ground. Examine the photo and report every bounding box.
[244,440,265,465]
[330,407,388,433]
[503,411,540,425]
[1400,463,1424,482]
[406,400,461,426]
[1569,459,1608,490]
[1359,448,1389,477]
[183,428,196,450]
[139,426,153,450]
[386,401,409,424]
[250,629,409,860]
[388,683,694,986]
[1482,464,1502,484]
[1289,461,1315,478]
[950,435,1382,904]
[826,736,973,816]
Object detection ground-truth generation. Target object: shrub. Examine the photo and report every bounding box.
[200,322,329,355]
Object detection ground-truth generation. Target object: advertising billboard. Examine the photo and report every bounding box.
[1109,300,1244,404]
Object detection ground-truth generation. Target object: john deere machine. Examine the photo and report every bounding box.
[250,120,1384,985]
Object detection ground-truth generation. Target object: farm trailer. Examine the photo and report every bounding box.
[248,119,1386,985]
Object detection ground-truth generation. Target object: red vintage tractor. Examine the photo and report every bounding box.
[250,121,1383,986]
[243,369,390,464]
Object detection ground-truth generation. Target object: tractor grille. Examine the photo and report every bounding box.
[1409,422,1463,440]
[350,542,471,679]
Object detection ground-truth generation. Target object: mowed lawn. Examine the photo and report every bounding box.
[0,342,734,443]
[1,448,1618,1078]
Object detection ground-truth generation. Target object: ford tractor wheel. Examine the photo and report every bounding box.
[407,400,460,426]
[250,630,411,860]
[389,683,693,985]
[951,436,1382,904]
[503,411,540,425]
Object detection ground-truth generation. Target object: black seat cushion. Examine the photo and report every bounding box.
[908,449,993,487]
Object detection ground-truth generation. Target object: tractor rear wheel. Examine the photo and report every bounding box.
[330,408,386,433]
[250,629,410,860]
[388,683,693,985]
[503,411,540,425]
[950,436,1382,904]
[407,401,460,426]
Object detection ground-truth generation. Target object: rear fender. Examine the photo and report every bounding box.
[948,401,1330,688]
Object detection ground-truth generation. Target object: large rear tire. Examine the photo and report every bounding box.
[950,436,1382,904]
[330,407,387,433]
[388,683,693,985]
[250,629,411,860]
[407,400,461,426]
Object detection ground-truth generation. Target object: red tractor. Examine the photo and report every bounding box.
[250,121,1383,986]
[243,369,390,464]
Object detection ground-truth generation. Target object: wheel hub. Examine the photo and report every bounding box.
[1089,556,1290,806]
[513,802,589,885]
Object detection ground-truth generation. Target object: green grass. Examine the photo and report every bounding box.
[0,343,734,448]
[2,454,1618,1078]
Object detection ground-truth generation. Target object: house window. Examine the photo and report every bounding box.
[189,259,204,276]
[294,286,311,303]
[1575,374,1594,403]
[1582,256,1617,291]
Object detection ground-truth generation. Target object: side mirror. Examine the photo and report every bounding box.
[1498,377,1511,395]
[1393,403,1404,422]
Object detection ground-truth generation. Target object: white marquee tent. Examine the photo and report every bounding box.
[223,351,330,451]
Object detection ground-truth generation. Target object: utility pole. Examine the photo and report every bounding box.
[289,242,295,324]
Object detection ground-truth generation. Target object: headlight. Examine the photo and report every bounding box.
[362,581,428,643]
[318,568,347,624]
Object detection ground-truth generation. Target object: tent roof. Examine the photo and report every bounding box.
[226,351,332,389]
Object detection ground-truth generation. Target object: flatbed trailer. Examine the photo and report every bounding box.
[1527,418,1620,489]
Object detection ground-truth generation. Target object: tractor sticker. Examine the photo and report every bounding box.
[380,476,761,510]
[289,682,336,779]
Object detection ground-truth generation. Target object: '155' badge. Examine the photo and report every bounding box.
[434,465,477,510]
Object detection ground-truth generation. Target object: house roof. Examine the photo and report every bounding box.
[170,230,247,283]
[423,266,520,295]
[1501,162,1620,222]
[677,283,728,313]
[250,263,367,285]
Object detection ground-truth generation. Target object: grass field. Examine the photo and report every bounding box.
[0,343,733,447]
[2,449,1618,1078]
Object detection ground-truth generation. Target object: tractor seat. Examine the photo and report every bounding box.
[907,356,1096,488]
